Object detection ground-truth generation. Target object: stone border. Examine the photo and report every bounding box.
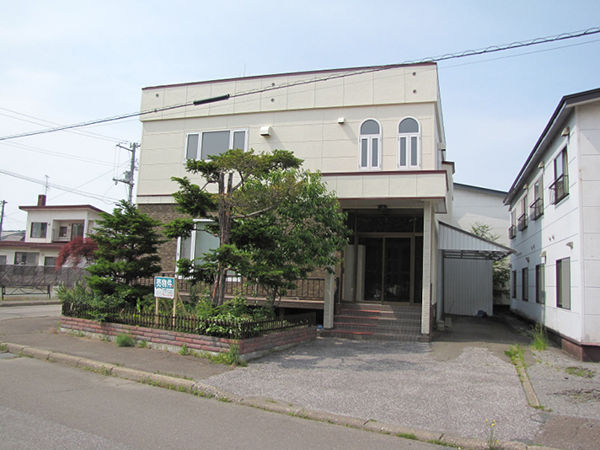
[60,316,316,361]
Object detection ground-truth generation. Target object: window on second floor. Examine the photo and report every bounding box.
[508,210,516,239]
[398,118,420,169]
[30,222,47,239]
[359,119,381,170]
[530,179,544,220]
[517,195,528,231]
[186,129,247,160]
[550,148,569,204]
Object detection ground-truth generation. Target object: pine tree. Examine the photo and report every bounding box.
[86,201,164,304]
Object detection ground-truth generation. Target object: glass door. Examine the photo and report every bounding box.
[359,237,412,303]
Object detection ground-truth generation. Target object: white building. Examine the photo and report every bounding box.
[136,65,511,340]
[504,87,600,361]
[0,195,105,267]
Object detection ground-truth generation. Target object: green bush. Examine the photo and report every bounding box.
[116,333,135,347]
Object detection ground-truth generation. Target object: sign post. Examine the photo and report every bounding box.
[154,276,177,325]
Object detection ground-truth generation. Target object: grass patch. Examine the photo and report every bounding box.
[115,333,135,347]
[396,432,416,440]
[565,366,595,378]
[0,344,7,352]
[530,323,549,351]
[179,343,191,356]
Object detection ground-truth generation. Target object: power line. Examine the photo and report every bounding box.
[0,168,120,204]
[0,27,597,143]
[0,140,117,166]
[0,107,128,143]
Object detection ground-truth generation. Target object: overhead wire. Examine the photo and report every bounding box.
[0,168,120,204]
[0,107,128,143]
[0,27,597,142]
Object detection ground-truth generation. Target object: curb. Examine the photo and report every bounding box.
[0,341,561,450]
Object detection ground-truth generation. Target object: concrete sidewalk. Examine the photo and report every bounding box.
[1,313,599,450]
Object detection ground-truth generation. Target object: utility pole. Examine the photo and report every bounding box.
[113,142,139,204]
[0,200,6,241]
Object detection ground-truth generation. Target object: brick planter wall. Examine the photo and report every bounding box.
[60,316,316,361]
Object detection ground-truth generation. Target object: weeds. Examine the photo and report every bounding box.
[530,323,549,351]
[100,335,110,343]
[137,340,148,348]
[486,419,499,449]
[396,432,416,440]
[565,366,595,379]
[179,344,191,356]
[0,344,7,352]
[115,333,135,347]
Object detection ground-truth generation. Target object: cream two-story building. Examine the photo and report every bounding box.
[137,64,510,340]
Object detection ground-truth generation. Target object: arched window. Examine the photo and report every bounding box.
[398,118,420,169]
[359,119,381,170]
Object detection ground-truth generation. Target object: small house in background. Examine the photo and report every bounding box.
[0,195,105,267]
[505,87,600,361]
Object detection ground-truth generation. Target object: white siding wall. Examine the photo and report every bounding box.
[509,113,583,342]
[579,102,600,342]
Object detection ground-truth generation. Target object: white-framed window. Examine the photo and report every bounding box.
[176,220,220,265]
[397,117,420,169]
[30,222,47,239]
[517,194,528,231]
[535,263,545,304]
[509,210,516,239]
[557,257,571,309]
[359,119,381,170]
[550,147,569,204]
[530,178,544,220]
[14,252,38,266]
[186,129,248,160]
[522,267,529,301]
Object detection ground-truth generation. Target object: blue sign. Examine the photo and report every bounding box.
[154,276,176,299]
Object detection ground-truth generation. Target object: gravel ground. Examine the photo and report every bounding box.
[527,346,600,420]
[206,338,540,443]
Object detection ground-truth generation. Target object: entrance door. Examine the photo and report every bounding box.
[360,237,412,303]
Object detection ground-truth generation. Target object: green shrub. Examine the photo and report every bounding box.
[116,333,135,347]
[531,323,549,351]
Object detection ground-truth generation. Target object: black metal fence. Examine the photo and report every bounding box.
[138,272,326,301]
[61,302,316,339]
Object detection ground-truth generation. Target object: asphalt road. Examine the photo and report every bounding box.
[0,356,445,450]
[0,303,61,320]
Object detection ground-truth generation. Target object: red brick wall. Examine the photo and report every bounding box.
[60,316,316,359]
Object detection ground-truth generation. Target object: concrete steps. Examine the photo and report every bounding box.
[324,303,428,342]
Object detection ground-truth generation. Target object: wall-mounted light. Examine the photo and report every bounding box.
[561,126,570,137]
[378,204,387,211]
[260,126,272,136]
[566,241,574,249]
[337,117,345,124]
[540,251,546,265]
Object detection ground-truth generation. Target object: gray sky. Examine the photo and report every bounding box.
[1,0,599,230]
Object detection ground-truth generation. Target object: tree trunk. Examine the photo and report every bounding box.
[212,171,233,306]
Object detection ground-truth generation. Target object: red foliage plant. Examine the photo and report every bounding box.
[56,237,98,268]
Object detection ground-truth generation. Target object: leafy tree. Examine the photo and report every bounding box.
[470,222,510,299]
[56,237,98,268]
[86,201,164,304]
[165,149,349,306]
